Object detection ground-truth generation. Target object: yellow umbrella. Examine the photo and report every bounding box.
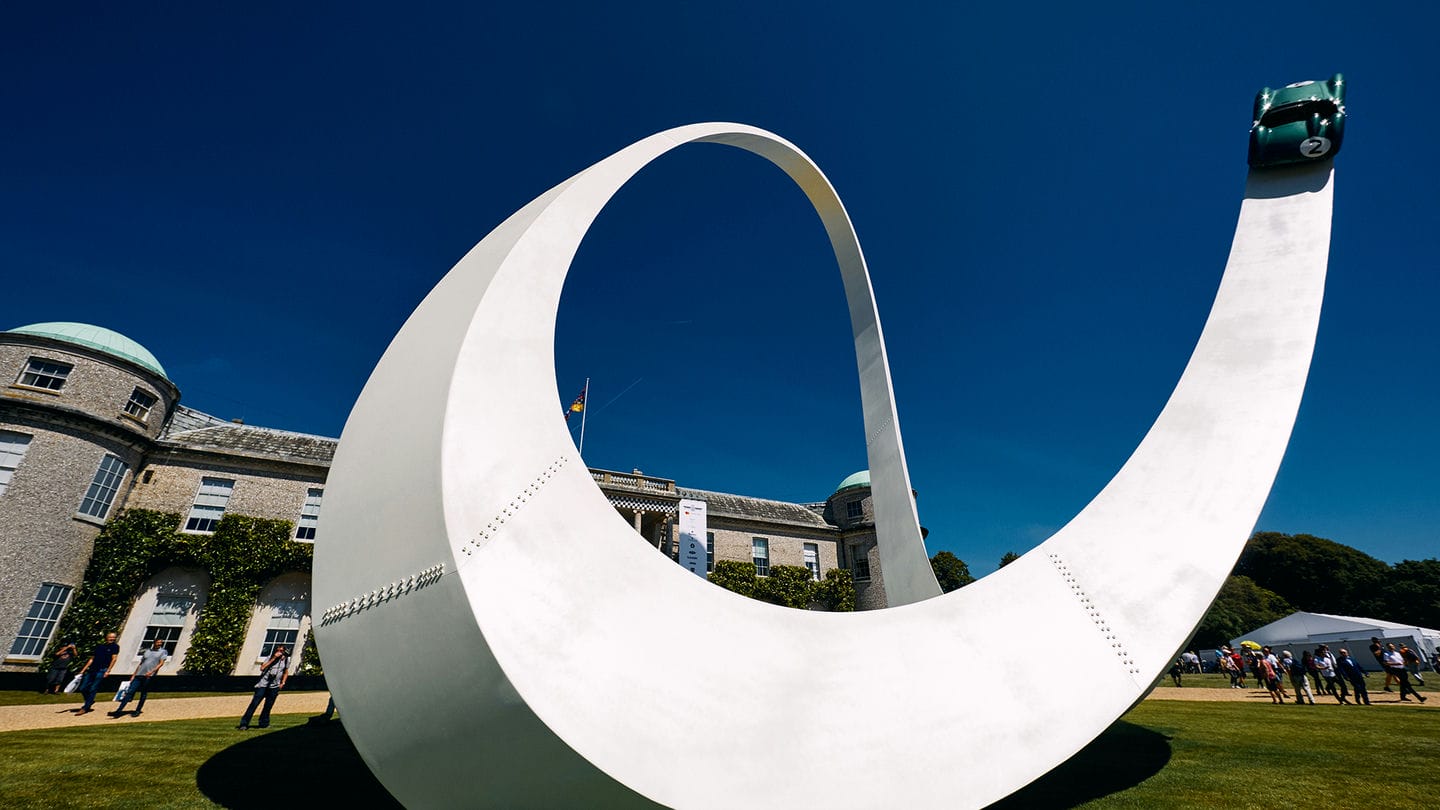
[1239,640,1262,650]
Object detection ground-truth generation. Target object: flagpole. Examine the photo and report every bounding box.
[578,377,590,456]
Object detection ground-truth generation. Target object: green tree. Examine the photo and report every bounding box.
[1235,532,1390,616]
[1192,575,1293,649]
[1367,558,1440,630]
[998,551,1020,569]
[930,551,975,593]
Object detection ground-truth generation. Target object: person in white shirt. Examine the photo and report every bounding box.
[1381,643,1426,703]
[1315,645,1349,703]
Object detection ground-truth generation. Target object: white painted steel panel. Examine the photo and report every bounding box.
[314,125,1333,808]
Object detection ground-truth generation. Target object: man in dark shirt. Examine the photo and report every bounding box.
[1336,648,1370,705]
[75,632,121,714]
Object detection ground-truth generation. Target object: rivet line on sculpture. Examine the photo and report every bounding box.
[1047,552,1141,676]
[865,416,893,447]
[460,455,570,557]
[318,563,446,626]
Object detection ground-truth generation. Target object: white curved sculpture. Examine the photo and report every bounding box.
[314,124,1333,809]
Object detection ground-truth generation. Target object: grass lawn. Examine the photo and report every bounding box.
[0,701,1435,808]
[0,713,393,809]
[1000,700,1438,807]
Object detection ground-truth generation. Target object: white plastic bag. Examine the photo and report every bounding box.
[114,680,132,702]
[63,674,81,694]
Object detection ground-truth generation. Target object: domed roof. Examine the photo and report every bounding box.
[832,469,871,495]
[6,322,168,380]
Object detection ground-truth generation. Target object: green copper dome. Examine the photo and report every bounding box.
[7,322,168,380]
[833,470,871,495]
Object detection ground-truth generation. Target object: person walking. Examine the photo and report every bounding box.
[1382,643,1426,703]
[1370,637,1399,691]
[1287,651,1315,705]
[1400,645,1425,686]
[1317,645,1349,703]
[43,639,78,694]
[1337,648,1370,705]
[237,645,290,730]
[73,632,121,715]
[110,638,169,717]
[1259,655,1285,704]
[1305,647,1325,695]
[1220,648,1240,688]
[1313,647,1348,704]
[1263,647,1289,700]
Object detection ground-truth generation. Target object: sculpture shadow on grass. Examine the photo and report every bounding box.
[196,717,1168,809]
[197,721,401,809]
[989,719,1172,808]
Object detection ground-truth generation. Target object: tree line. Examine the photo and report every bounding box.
[928,532,1440,649]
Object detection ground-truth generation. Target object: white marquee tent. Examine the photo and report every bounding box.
[1231,612,1439,671]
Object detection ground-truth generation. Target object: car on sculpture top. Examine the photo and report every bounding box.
[1248,73,1345,168]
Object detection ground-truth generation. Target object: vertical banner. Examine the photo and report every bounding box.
[678,498,708,578]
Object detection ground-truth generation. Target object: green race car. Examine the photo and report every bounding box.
[1248,73,1345,168]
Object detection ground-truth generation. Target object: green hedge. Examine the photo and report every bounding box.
[46,509,312,676]
[707,561,855,611]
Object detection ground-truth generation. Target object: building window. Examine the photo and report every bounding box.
[0,431,32,496]
[184,477,234,533]
[141,593,192,655]
[17,357,72,391]
[260,600,304,658]
[846,500,863,520]
[752,537,769,577]
[295,488,323,541]
[804,543,820,580]
[705,531,715,574]
[851,547,871,582]
[77,454,128,519]
[7,583,73,658]
[123,388,157,421]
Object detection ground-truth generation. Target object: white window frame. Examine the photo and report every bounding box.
[184,477,234,533]
[295,488,323,541]
[140,593,192,656]
[752,537,770,577]
[0,430,32,496]
[123,387,157,421]
[803,542,820,581]
[705,531,715,574]
[850,545,871,582]
[17,357,72,391]
[77,454,128,519]
[846,499,863,520]
[7,583,73,659]
[259,599,304,660]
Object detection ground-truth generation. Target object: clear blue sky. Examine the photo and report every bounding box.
[3,5,1436,573]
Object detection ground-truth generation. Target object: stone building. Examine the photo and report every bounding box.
[2,321,900,676]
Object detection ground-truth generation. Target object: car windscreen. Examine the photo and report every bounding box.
[1260,101,1337,128]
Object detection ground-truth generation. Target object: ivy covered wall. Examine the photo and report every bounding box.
[46,509,313,676]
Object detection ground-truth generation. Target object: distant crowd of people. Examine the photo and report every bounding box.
[1166,637,1429,706]
[43,632,294,728]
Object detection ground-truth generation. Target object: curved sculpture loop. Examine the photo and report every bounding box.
[315,124,1333,808]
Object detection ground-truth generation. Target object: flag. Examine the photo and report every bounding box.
[564,388,586,422]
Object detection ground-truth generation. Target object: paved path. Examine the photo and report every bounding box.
[1146,684,1431,705]
[0,691,331,733]
[2,686,1426,733]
